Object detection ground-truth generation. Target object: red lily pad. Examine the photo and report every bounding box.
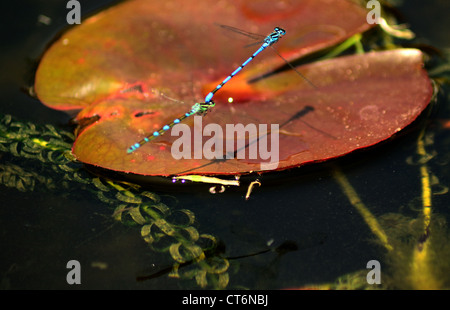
[34,0,433,177]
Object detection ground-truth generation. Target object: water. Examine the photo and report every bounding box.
[1,0,449,290]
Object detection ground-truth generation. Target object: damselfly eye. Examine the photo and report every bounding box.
[274,27,286,35]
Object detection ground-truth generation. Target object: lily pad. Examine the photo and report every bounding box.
[34,0,433,176]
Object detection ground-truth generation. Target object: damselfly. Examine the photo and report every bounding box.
[127,26,297,154]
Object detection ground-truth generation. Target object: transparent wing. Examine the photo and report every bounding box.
[269,46,317,89]
[215,23,266,42]
[217,24,317,89]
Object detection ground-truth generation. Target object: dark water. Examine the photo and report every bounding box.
[1,0,449,291]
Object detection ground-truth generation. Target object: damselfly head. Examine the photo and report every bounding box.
[274,27,286,36]
[196,100,215,116]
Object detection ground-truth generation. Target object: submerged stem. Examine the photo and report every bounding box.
[408,125,440,289]
[332,166,393,252]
